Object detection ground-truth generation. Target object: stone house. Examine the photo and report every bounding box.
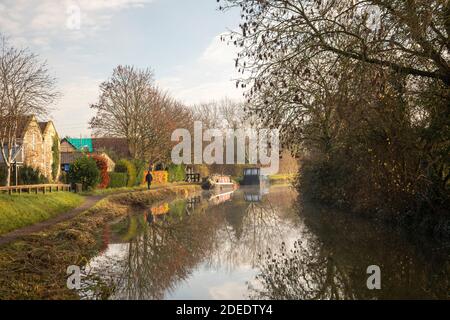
[0,115,60,182]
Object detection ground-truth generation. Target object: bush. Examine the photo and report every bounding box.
[91,154,110,189]
[108,172,128,188]
[18,166,48,185]
[68,156,100,190]
[115,159,137,187]
[133,160,148,186]
[51,136,60,181]
[149,170,168,184]
[168,164,186,182]
[0,165,7,186]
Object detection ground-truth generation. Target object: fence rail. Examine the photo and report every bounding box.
[0,184,71,195]
[185,173,201,183]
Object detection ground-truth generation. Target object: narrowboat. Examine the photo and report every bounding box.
[202,174,236,191]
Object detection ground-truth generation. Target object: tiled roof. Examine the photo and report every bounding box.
[15,115,35,139]
[92,138,130,158]
[65,138,94,152]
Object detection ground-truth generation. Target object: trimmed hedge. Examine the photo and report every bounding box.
[168,164,186,182]
[108,172,128,188]
[115,159,136,187]
[142,170,168,184]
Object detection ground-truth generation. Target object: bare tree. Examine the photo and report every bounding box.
[89,65,155,159]
[220,0,450,85]
[218,0,450,224]
[0,37,57,186]
[90,65,193,163]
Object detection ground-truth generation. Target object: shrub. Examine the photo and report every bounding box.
[68,156,100,190]
[115,159,137,187]
[149,170,168,184]
[133,160,148,186]
[18,166,48,185]
[51,136,60,181]
[108,172,128,188]
[0,165,7,186]
[91,154,110,189]
[168,164,185,182]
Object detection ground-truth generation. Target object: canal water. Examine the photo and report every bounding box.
[82,186,449,300]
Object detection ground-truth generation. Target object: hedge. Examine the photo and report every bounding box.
[168,164,186,182]
[115,159,137,187]
[108,172,128,188]
[91,154,110,189]
[19,166,48,185]
[133,160,147,187]
[142,170,168,184]
[68,156,100,190]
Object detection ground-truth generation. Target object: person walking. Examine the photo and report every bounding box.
[145,171,153,190]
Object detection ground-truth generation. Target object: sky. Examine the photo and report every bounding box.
[0,0,243,137]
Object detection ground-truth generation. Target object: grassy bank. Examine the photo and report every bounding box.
[0,184,200,299]
[79,182,193,196]
[269,174,297,185]
[0,192,84,235]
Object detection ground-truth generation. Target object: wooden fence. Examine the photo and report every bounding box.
[0,184,71,195]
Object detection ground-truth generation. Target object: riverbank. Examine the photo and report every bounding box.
[269,174,297,185]
[0,184,201,299]
[0,192,84,235]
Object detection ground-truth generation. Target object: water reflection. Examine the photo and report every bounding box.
[250,202,450,300]
[82,186,449,300]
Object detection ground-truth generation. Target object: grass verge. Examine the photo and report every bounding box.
[0,184,201,299]
[0,192,84,235]
[269,173,297,185]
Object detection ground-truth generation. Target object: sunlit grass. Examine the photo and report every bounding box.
[0,192,84,235]
[269,174,297,184]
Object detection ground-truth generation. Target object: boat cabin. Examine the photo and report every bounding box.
[242,167,261,185]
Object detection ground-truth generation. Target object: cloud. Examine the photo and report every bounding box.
[0,0,155,48]
[209,281,248,300]
[51,76,103,137]
[158,34,244,105]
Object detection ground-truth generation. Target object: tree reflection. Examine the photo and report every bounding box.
[250,202,450,300]
[83,187,300,300]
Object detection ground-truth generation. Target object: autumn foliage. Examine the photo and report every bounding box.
[142,170,168,184]
[91,154,110,189]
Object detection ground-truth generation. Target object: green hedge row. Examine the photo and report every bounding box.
[108,172,128,188]
[0,165,48,186]
[114,159,136,187]
[168,164,185,182]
